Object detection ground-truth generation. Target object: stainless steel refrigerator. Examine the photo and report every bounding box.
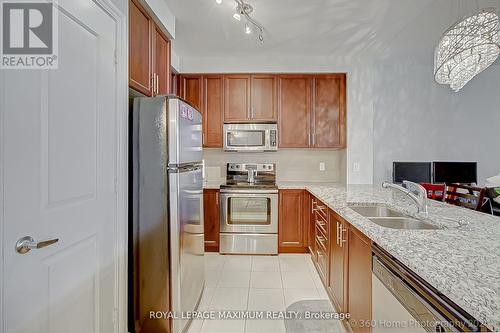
[130,96,204,333]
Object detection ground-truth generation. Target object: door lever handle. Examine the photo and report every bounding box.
[16,236,59,254]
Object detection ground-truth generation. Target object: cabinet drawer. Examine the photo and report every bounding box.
[315,238,329,282]
[315,227,328,252]
[312,199,328,220]
[315,213,328,238]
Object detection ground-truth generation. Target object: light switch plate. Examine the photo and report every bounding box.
[353,162,361,172]
[319,162,326,171]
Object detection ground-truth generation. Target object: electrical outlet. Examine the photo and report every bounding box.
[319,162,326,171]
[353,162,361,173]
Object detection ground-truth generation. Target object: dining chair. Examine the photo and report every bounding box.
[420,183,446,201]
[443,183,487,211]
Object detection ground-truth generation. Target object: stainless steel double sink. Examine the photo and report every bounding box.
[348,205,440,230]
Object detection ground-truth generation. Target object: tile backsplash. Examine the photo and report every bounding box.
[203,148,346,183]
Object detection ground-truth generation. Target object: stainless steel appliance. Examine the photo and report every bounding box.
[372,245,481,332]
[223,123,278,152]
[130,96,204,333]
[220,163,278,254]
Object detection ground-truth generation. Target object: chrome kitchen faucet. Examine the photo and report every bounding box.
[382,180,429,217]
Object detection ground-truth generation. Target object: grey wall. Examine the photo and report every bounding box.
[373,64,500,186]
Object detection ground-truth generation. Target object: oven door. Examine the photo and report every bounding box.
[220,190,278,233]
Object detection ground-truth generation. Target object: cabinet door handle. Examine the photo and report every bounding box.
[336,221,339,246]
[341,226,348,246]
[155,74,159,94]
[216,193,219,206]
[314,205,326,214]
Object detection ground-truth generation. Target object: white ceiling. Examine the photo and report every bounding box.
[166,0,500,64]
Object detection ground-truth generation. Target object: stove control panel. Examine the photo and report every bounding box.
[228,163,275,172]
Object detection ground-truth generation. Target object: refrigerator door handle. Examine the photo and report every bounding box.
[168,163,203,173]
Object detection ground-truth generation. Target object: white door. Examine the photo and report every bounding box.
[1,0,121,332]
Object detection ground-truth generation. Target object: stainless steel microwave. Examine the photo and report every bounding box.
[223,123,278,152]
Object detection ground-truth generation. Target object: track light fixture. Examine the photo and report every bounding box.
[217,0,265,43]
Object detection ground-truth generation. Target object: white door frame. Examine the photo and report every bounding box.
[0,0,129,331]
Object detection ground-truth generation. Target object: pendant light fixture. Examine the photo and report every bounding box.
[434,7,500,92]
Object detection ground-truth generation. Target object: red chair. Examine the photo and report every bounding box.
[420,183,446,201]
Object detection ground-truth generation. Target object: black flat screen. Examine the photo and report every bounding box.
[433,162,477,184]
[393,162,432,183]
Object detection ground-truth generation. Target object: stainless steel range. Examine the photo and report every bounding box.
[220,163,278,254]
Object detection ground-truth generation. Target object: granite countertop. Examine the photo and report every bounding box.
[300,183,500,331]
[278,181,339,189]
[202,180,338,189]
[203,179,225,189]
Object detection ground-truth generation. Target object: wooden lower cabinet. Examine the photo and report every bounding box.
[347,226,373,333]
[328,210,348,314]
[203,189,220,252]
[278,190,308,253]
[307,193,373,333]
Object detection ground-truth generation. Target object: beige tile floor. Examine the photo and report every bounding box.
[187,253,346,333]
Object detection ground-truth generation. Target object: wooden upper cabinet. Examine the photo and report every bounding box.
[224,75,251,122]
[129,0,153,96]
[181,75,203,112]
[170,70,180,96]
[348,226,373,333]
[203,76,224,148]
[251,75,277,121]
[154,27,170,95]
[329,210,348,314]
[312,74,346,148]
[278,190,307,252]
[278,75,311,147]
[174,72,347,149]
[203,189,220,252]
[129,0,171,97]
